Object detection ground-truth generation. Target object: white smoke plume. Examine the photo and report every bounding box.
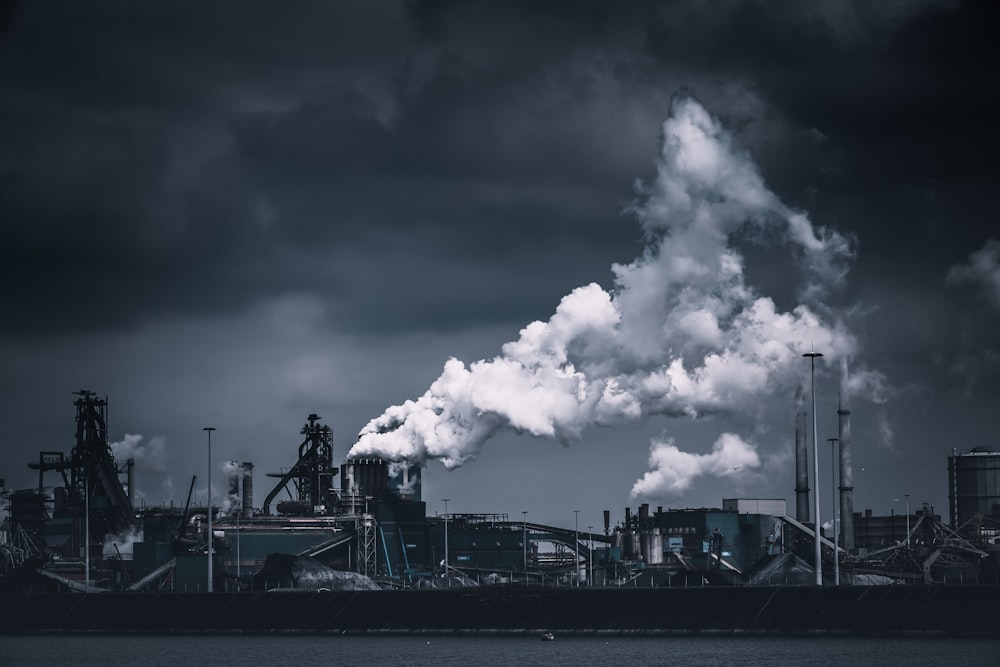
[631,433,761,498]
[946,239,1000,309]
[219,460,248,516]
[349,97,867,496]
[102,526,143,559]
[110,433,168,473]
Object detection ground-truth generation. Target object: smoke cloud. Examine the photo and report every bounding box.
[102,526,143,559]
[348,97,867,496]
[110,433,168,473]
[631,433,760,498]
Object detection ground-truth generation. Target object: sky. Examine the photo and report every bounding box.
[1,0,998,531]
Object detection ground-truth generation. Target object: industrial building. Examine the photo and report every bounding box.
[1,390,999,592]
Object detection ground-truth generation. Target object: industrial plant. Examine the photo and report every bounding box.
[1,389,998,597]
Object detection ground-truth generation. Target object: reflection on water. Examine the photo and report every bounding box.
[3,634,999,667]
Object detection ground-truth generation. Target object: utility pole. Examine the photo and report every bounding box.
[828,437,839,586]
[203,427,216,593]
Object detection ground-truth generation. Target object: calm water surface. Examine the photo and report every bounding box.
[2,635,997,667]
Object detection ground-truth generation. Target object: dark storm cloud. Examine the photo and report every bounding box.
[2,1,664,336]
[2,0,999,517]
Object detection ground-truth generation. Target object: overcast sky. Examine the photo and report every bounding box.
[2,0,998,530]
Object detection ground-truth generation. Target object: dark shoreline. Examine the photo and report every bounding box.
[2,585,997,638]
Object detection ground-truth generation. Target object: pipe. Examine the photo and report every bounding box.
[838,396,855,552]
[803,352,823,586]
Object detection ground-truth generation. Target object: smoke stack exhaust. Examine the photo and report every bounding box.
[794,385,810,523]
[838,367,855,551]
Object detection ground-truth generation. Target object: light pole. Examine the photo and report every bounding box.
[803,352,823,586]
[442,498,450,586]
[204,427,216,593]
[522,511,528,585]
[828,437,839,586]
[84,468,90,592]
[904,494,911,547]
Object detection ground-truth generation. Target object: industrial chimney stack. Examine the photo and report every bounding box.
[838,395,855,551]
[794,385,810,523]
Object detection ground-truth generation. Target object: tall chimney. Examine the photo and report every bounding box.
[794,385,810,523]
[838,379,855,551]
[241,461,254,519]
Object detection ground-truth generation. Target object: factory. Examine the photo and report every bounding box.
[1,390,999,593]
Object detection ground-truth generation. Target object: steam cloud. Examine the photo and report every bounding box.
[110,433,168,473]
[349,97,868,498]
[632,433,760,497]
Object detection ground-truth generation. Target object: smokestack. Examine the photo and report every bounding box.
[241,462,254,519]
[603,510,610,536]
[838,387,855,551]
[794,385,810,523]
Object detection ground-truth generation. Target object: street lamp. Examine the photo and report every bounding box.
[803,351,823,586]
[84,468,90,593]
[203,427,216,593]
[574,510,580,588]
[828,437,839,587]
[442,498,450,586]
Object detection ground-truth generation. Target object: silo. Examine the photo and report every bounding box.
[948,447,1000,528]
[647,528,664,565]
[629,530,642,561]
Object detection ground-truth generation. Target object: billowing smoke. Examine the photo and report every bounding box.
[102,526,143,559]
[219,460,249,516]
[110,433,168,473]
[631,433,760,497]
[349,97,872,497]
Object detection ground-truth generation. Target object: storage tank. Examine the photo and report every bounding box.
[628,530,642,561]
[948,447,1000,528]
[647,528,664,565]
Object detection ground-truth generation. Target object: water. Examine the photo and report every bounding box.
[1,635,997,667]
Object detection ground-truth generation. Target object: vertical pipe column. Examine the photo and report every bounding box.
[803,352,823,586]
[838,399,855,552]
